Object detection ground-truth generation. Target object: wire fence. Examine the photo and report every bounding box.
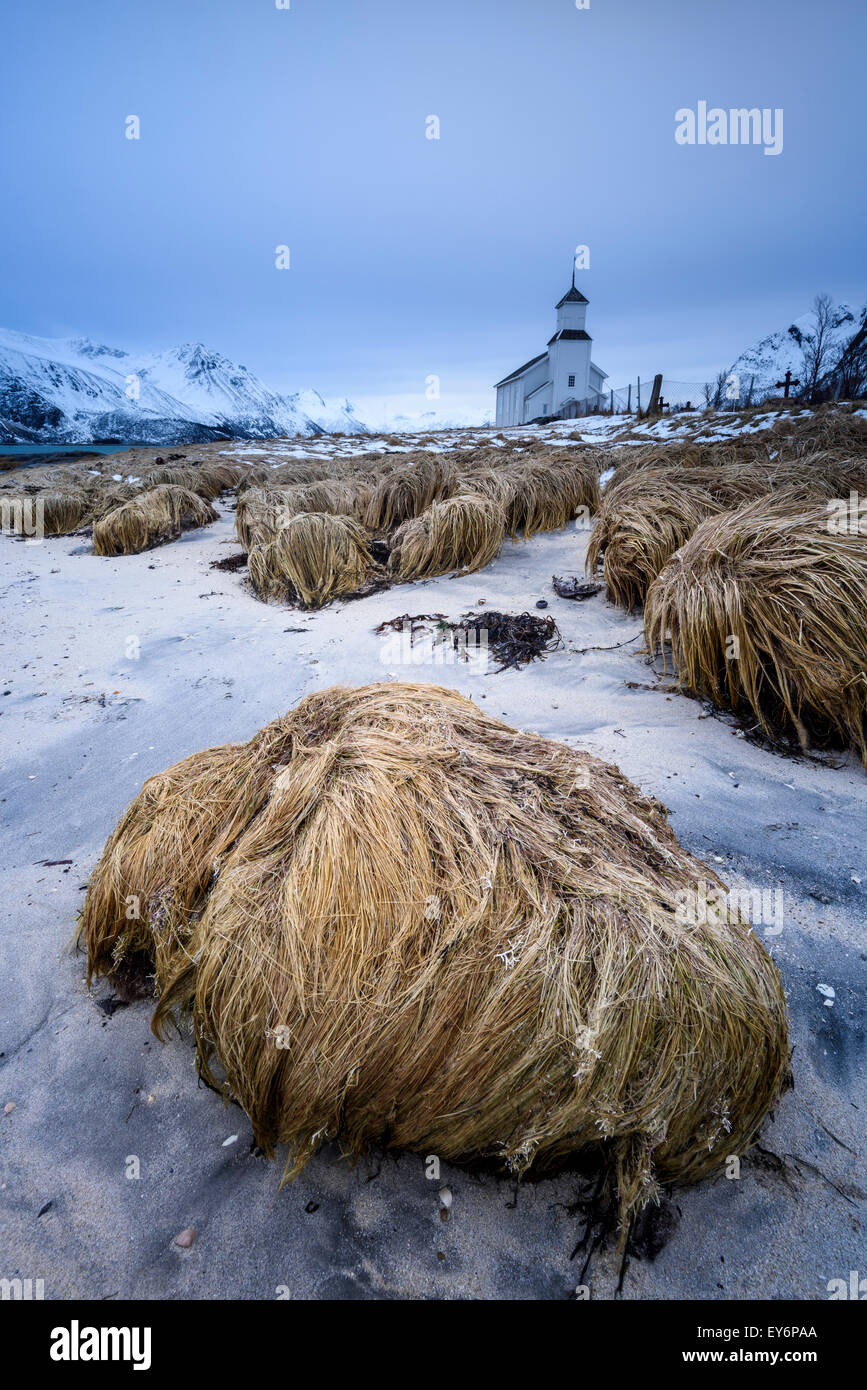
[561,373,784,418]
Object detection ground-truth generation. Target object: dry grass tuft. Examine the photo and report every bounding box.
[455,469,517,510]
[235,488,287,551]
[504,455,600,540]
[0,487,93,536]
[92,485,218,556]
[247,511,374,607]
[266,460,337,487]
[234,466,279,493]
[389,493,506,580]
[86,482,143,520]
[365,457,456,531]
[40,491,93,535]
[588,485,724,611]
[142,462,246,499]
[80,681,790,1234]
[760,402,867,460]
[589,450,867,609]
[235,481,370,552]
[645,492,867,766]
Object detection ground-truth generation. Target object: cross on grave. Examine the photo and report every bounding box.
[657,397,668,413]
[775,369,800,398]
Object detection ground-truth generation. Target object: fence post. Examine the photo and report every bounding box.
[627,383,632,413]
[609,388,614,415]
[636,378,641,416]
[647,373,663,416]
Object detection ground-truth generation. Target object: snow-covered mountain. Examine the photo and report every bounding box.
[728,301,866,402]
[353,400,495,433]
[386,408,495,432]
[0,329,368,444]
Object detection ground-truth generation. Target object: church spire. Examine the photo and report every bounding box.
[556,268,588,309]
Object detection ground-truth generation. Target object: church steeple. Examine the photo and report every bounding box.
[553,264,590,337]
[556,266,588,308]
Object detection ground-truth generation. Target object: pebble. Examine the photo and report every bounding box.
[535,600,548,609]
[816,983,835,1000]
[173,1227,196,1249]
[3,1102,15,1115]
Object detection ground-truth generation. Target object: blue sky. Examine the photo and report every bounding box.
[1,0,864,419]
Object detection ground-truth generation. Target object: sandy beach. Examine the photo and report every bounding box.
[1,436,864,1300]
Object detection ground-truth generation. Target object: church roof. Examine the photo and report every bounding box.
[548,329,592,344]
[494,351,547,388]
[556,285,589,308]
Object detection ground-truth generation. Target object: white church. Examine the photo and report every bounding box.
[494,274,608,426]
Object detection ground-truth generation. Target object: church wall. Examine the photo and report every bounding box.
[495,379,521,426]
[549,337,591,414]
[589,363,607,398]
[521,358,553,420]
[497,357,549,424]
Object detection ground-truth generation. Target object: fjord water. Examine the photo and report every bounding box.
[0,442,132,470]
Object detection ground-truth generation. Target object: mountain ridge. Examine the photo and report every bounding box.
[0,329,369,444]
[727,300,866,402]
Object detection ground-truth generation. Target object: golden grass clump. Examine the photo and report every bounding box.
[0,487,92,536]
[39,490,93,535]
[587,450,867,609]
[235,487,286,551]
[234,465,278,493]
[455,469,517,510]
[389,493,505,581]
[235,481,370,552]
[283,478,370,521]
[0,464,90,493]
[141,464,209,494]
[365,456,456,531]
[608,448,867,509]
[247,511,374,607]
[760,401,867,460]
[504,455,600,540]
[234,459,339,493]
[645,492,867,767]
[86,482,143,521]
[142,461,245,499]
[588,486,724,611]
[203,461,252,493]
[266,460,336,487]
[80,681,790,1231]
[92,485,218,556]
